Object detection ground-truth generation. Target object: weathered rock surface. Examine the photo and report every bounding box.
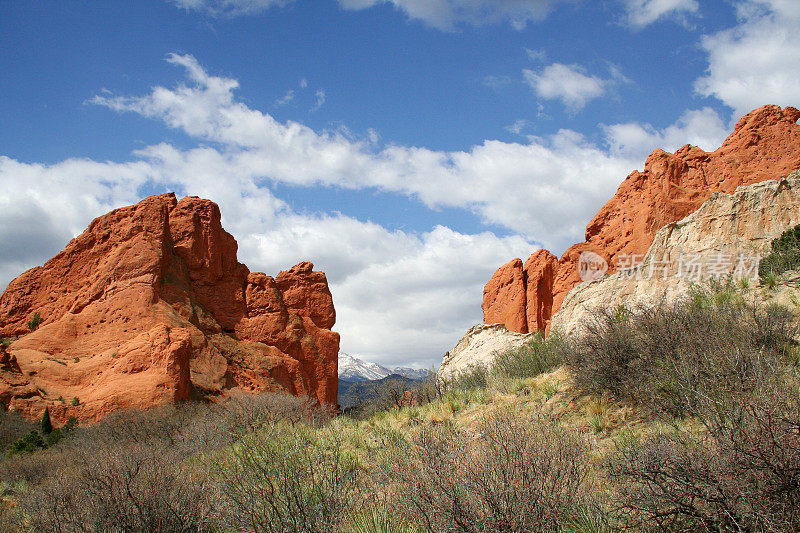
[0,193,339,422]
[484,105,800,333]
[482,259,528,333]
[438,324,535,379]
[482,250,559,334]
[550,173,800,335]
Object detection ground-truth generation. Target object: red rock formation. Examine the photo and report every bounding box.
[482,258,528,333]
[524,250,559,333]
[0,194,339,422]
[482,250,559,334]
[483,105,800,333]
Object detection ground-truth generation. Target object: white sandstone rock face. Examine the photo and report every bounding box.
[551,172,800,336]
[438,323,535,379]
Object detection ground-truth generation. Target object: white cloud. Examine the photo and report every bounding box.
[523,63,607,111]
[621,0,698,28]
[311,89,326,112]
[602,107,730,161]
[505,119,533,135]
[92,54,634,249]
[525,47,547,62]
[275,89,295,106]
[170,0,565,28]
[0,153,533,368]
[695,0,800,117]
[241,216,534,367]
[337,0,563,31]
[2,54,733,367]
[169,0,293,16]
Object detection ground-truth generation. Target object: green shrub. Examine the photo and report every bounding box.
[492,332,565,379]
[446,364,489,391]
[379,410,593,532]
[71,397,79,406]
[8,430,45,455]
[612,387,800,532]
[571,283,796,417]
[27,311,43,332]
[213,423,359,532]
[759,223,800,277]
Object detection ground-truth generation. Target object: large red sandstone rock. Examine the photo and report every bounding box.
[483,105,800,333]
[482,258,528,333]
[0,194,339,422]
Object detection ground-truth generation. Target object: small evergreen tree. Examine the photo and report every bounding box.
[27,311,43,332]
[40,407,52,435]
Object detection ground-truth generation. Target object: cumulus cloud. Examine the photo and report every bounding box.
[621,0,698,28]
[523,63,607,111]
[2,54,730,367]
[92,54,635,249]
[695,0,800,117]
[241,215,534,366]
[603,107,730,161]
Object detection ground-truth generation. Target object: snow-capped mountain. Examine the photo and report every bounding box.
[338,353,433,382]
[338,353,391,381]
[391,367,432,380]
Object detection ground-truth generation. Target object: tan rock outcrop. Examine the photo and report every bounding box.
[0,193,339,422]
[550,172,800,335]
[484,105,800,333]
[438,323,536,379]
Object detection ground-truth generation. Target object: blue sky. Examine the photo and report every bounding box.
[1,0,799,367]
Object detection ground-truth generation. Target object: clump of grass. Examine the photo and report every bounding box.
[562,507,612,533]
[492,332,566,379]
[540,380,560,399]
[614,428,641,451]
[590,413,606,434]
[345,506,420,533]
[761,270,778,289]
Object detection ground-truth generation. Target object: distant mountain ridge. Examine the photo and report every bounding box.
[338,353,431,382]
[338,353,391,381]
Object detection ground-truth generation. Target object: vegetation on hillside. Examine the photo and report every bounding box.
[1,280,799,532]
[759,223,800,278]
